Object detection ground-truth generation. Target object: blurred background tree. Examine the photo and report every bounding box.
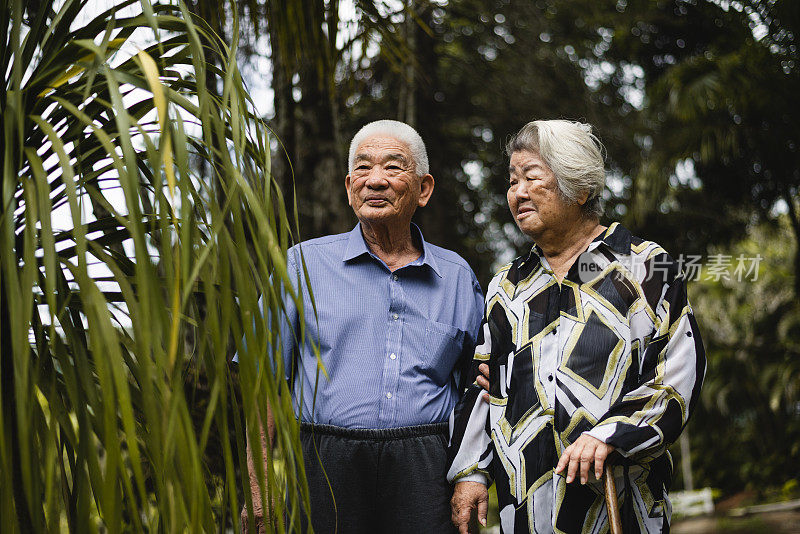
[687,218,800,493]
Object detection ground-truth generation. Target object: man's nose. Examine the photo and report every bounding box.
[365,167,388,188]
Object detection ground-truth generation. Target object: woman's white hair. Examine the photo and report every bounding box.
[348,120,429,176]
[506,119,606,218]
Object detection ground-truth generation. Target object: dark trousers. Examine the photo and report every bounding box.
[297,422,457,534]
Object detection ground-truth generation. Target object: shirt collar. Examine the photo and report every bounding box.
[342,222,442,277]
[522,244,543,267]
[342,224,372,261]
[594,222,632,255]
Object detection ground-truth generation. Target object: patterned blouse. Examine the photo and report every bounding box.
[447,223,706,533]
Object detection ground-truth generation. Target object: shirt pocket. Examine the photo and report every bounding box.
[424,320,464,383]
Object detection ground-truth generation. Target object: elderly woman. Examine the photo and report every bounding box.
[447,120,705,533]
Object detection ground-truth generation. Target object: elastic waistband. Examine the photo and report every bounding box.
[300,422,448,440]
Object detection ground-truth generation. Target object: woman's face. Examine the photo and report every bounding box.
[507,150,579,239]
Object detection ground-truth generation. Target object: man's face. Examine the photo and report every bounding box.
[346,135,433,226]
[507,149,580,239]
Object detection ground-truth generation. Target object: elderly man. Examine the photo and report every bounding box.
[246,120,483,533]
[447,120,705,533]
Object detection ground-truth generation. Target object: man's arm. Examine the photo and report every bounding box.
[448,273,490,533]
[241,249,302,533]
[451,481,489,534]
[455,274,486,393]
[242,404,275,534]
[447,309,495,531]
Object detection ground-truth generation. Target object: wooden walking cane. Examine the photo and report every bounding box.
[603,463,623,534]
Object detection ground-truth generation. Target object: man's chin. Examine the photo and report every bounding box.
[357,208,396,222]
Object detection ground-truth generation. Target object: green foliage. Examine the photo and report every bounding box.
[1,0,309,531]
[687,218,800,493]
[595,0,800,291]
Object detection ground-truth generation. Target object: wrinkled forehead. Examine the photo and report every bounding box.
[353,135,413,163]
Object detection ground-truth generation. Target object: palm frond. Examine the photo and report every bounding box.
[1,0,309,531]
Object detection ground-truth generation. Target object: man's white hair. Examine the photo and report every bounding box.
[348,120,429,176]
[506,119,606,218]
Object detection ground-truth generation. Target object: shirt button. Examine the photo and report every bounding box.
[392,274,399,281]
[552,327,557,335]
[386,392,393,399]
[392,313,399,321]
[548,374,554,382]
[390,353,397,360]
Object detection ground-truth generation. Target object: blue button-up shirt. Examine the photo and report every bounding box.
[278,223,483,429]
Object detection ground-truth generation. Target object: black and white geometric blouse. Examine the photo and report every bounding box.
[447,222,706,533]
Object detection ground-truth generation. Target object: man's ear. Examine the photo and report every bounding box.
[576,189,590,206]
[418,174,434,207]
[345,174,353,207]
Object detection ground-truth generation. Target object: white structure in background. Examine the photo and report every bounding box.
[671,432,714,517]
[671,488,715,518]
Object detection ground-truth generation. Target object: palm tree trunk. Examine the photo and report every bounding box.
[295,60,350,237]
[266,5,298,238]
[398,0,417,127]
